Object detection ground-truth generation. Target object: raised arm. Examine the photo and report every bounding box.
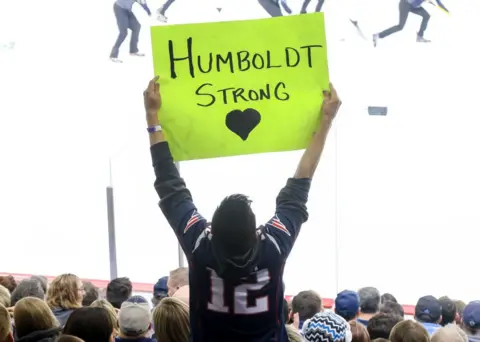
[144,77,207,260]
[136,0,152,15]
[264,84,341,257]
[434,0,449,12]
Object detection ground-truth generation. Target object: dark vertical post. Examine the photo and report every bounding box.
[107,160,118,280]
[175,162,185,268]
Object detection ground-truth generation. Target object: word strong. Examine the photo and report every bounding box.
[167,37,323,107]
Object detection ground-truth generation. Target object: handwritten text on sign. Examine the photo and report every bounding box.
[150,13,329,161]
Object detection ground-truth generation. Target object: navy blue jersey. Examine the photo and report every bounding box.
[151,142,311,342]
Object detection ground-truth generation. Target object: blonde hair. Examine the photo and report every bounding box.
[47,274,82,310]
[90,299,119,336]
[169,268,189,288]
[14,297,59,339]
[0,286,10,308]
[431,324,468,342]
[390,320,430,342]
[0,304,11,342]
[152,297,190,342]
[286,324,302,342]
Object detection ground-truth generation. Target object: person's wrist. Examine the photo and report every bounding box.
[146,109,160,126]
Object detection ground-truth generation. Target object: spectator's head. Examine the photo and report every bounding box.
[167,268,188,297]
[10,279,45,306]
[367,313,403,340]
[350,321,370,342]
[358,287,381,315]
[431,324,468,342]
[152,297,190,342]
[106,277,132,309]
[118,296,151,338]
[380,301,404,318]
[0,304,13,342]
[90,299,119,337]
[152,276,168,307]
[438,296,456,326]
[286,324,302,342]
[283,299,290,324]
[13,297,60,340]
[335,290,360,321]
[389,320,430,342]
[461,301,480,336]
[211,194,257,262]
[415,296,442,324]
[302,311,352,342]
[47,274,84,310]
[63,307,114,342]
[0,276,17,294]
[81,282,98,307]
[57,335,85,342]
[0,287,10,308]
[292,290,323,322]
[454,300,466,324]
[172,285,189,305]
[381,294,397,304]
[30,276,48,293]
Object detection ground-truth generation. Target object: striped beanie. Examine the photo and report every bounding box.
[302,311,352,342]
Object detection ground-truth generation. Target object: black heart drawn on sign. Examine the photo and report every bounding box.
[225,108,261,141]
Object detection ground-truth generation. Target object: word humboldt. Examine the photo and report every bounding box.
[168,37,323,78]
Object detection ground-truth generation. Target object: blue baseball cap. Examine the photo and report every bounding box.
[335,290,360,320]
[463,301,480,329]
[153,276,168,297]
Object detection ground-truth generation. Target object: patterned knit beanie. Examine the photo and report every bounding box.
[302,311,352,342]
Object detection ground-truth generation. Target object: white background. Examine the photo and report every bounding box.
[1,0,479,304]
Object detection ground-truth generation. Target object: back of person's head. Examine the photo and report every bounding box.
[431,324,468,342]
[381,294,397,304]
[211,194,257,256]
[152,276,168,307]
[415,296,442,324]
[106,277,132,309]
[0,276,17,294]
[292,290,322,322]
[30,276,48,293]
[438,297,456,326]
[90,299,119,336]
[285,324,302,342]
[380,301,404,318]
[350,320,370,342]
[63,307,113,342]
[367,313,403,340]
[167,268,189,297]
[358,287,381,314]
[118,296,151,338]
[0,287,10,308]
[335,290,360,321]
[13,297,59,339]
[47,274,83,310]
[0,304,13,342]
[152,297,189,342]
[389,320,430,342]
[302,311,352,342]
[461,301,480,335]
[10,279,45,306]
[81,282,98,306]
[57,335,85,342]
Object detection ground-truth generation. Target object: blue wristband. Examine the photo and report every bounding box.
[147,125,162,133]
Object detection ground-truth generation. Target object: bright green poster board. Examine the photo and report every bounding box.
[150,13,329,161]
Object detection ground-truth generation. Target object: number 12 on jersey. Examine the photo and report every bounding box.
[207,268,271,315]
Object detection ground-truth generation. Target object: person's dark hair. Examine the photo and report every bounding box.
[82,282,99,306]
[438,296,456,326]
[381,293,397,304]
[367,313,403,339]
[63,307,113,342]
[211,194,257,256]
[291,290,322,322]
[283,299,290,324]
[0,276,17,293]
[350,321,370,342]
[106,277,132,309]
[10,279,45,306]
[380,301,404,318]
[358,287,381,314]
[30,276,48,293]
